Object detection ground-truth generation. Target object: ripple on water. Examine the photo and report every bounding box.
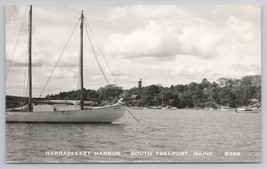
[6,109,261,163]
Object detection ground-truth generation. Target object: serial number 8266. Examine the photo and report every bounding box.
[224,152,241,156]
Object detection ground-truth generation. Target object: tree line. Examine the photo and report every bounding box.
[125,75,261,109]
[6,75,261,109]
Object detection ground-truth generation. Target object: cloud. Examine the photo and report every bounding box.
[229,64,261,75]
[174,64,212,77]
[104,5,260,62]
[104,21,173,58]
[104,8,224,60]
[9,59,44,68]
[225,16,259,43]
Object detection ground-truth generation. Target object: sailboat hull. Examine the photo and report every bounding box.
[6,103,126,123]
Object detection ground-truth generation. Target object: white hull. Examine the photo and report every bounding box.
[128,107,143,110]
[162,106,177,110]
[148,106,162,109]
[6,103,126,123]
[220,108,235,111]
[235,108,260,113]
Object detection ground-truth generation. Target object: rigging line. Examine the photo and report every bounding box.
[39,19,80,98]
[63,5,81,15]
[84,18,118,86]
[126,108,140,123]
[6,6,29,79]
[84,21,110,85]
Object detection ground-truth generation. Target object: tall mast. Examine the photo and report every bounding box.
[80,10,84,110]
[28,5,33,112]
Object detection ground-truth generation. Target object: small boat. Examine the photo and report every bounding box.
[6,105,29,112]
[235,107,260,113]
[162,106,177,110]
[219,108,235,111]
[128,106,143,110]
[147,106,162,109]
[219,106,235,111]
[6,6,126,123]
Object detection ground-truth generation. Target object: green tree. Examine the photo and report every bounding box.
[217,87,236,107]
[97,84,123,102]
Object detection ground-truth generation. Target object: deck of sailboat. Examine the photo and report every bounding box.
[7,102,126,113]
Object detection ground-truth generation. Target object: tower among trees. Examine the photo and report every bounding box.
[138,78,142,90]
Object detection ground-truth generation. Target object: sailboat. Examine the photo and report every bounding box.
[6,6,126,123]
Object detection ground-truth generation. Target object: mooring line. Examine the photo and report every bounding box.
[126,108,140,123]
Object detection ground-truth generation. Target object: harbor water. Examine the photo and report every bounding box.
[6,108,261,163]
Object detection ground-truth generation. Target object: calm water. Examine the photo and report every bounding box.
[6,109,261,163]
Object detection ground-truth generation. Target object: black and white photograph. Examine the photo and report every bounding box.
[5,4,261,163]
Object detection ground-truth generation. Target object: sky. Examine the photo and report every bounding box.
[5,4,261,97]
